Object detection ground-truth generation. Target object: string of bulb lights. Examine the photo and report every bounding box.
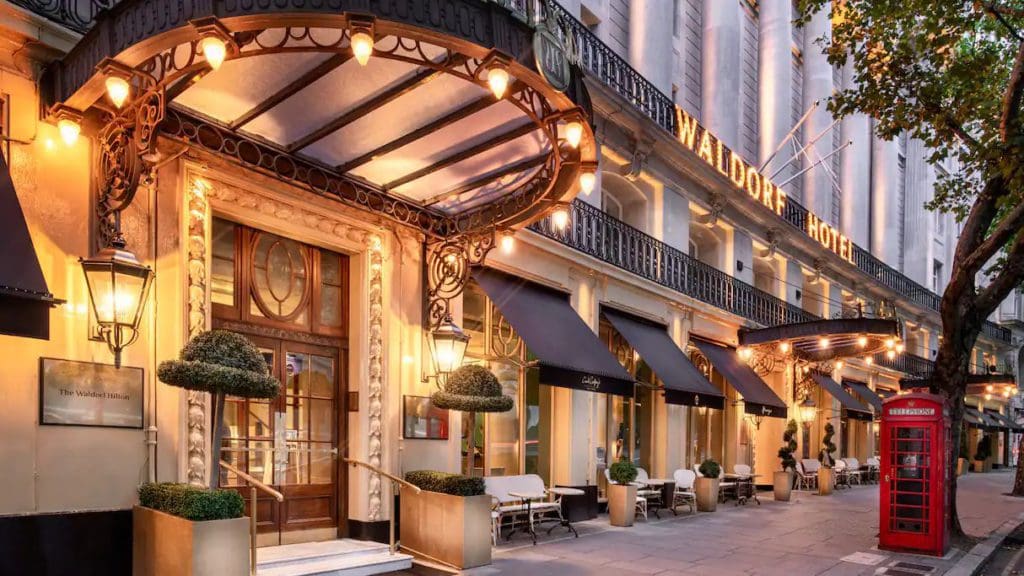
[56,21,596,259]
[736,332,907,372]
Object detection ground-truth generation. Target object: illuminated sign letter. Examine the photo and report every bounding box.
[715,140,728,177]
[745,169,761,200]
[697,131,714,164]
[676,108,699,150]
[730,152,746,188]
[807,213,820,243]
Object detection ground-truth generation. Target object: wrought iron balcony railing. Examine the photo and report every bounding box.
[874,352,935,378]
[529,200,817,328]
[541,0,1011,345]
[7,0,112,34]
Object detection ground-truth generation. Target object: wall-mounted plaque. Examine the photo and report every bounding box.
[403,395,449,440]
[39,358,144,429]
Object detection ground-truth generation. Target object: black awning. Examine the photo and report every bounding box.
[985,410,1020,432]
[811,373,873,421]
[964,408,985,429]
[0,153,59,340]
[966,407,999,431]
[473,268,635,396]
[692,339,787,419]
[843,379,883,414]
[602,308,725,409]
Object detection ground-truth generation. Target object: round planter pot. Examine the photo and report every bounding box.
[695,477,719,512]
[818,467,834,495]
[607,483,637,527]
[773,470,793,502]
[972,460,986,473]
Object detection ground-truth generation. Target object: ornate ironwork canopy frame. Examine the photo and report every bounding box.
[42,0,598,248]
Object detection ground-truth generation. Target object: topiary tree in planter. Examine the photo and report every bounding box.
[819,422,837,468]
[975,435,993,463]
[609,459,638,485]
[778,419,798,471]
[431,364,513,476]
[158,330,280,488]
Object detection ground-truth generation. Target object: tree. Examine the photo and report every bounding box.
[819,422,837,468]
[158,330,280,489]
[431,364,513,476]
[799,0,1024,541]
[778,419,799,471]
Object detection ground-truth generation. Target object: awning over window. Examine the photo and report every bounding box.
[602,308,725,409]
[966,407,1000,431]
[843,380,883,414]
[963,408,986,429]
[472,268,635,397]
[810,373,873,421]
[986,410,1022,433]
[692,339,787,419]
[0,154,59,340]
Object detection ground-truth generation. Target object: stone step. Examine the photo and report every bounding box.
[256,539,411,576]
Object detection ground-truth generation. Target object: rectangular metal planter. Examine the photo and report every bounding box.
[399,490,491,570]
[132,506,249,576]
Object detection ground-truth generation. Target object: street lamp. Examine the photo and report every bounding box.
[428,314,470,384]
[80,234,154,368]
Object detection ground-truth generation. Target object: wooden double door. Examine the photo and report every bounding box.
[219,331,347,538]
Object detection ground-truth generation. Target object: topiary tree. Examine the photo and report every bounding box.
[609,459,638,485]
[431,364,513,475]
[158,330,280,488]
[819,422,837,468]
[975,435,993,462]
[698,459,721,479]
[778,419,799,471]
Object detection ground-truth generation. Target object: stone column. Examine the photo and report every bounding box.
[703,0,742,149]
[759,0,792,168]
[840,60,871,246]
[566,269,601,486]
[901,138,933,286]
[630,0,673,94]
[870,133,902,267]
[801,9,834,220]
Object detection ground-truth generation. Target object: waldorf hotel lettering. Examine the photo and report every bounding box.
[674,106,855,265]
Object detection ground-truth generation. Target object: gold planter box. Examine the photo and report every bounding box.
[607,483,637,527]
[132,506,249,576]
[400,490,492,570]
[818,468,834,495]
[773,471,793,502]
[695,477,719,512]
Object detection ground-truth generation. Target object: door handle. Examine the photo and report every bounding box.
[884,474,890,483]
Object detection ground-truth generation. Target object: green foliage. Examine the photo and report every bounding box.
[975,435,993,461]
[430,365,513,413]
[158,330,279,399]
[138,482,244,521]
[819,422,837,468]
[698,459,721,479]
[609,459,638,485]
[778,419,799,471]
[404,470,485,496]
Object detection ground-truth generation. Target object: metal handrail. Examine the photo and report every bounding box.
[219,460,283,576]
[343,458,420,555]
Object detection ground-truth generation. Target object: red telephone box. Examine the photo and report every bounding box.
[879,393,949,557]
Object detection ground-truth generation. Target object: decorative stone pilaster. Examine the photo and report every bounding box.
[185,176,210,486]
[366,234,384,521]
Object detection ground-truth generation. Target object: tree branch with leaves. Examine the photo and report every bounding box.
[799,0,1024,542]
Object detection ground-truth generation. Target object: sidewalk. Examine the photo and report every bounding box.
[465,470,1024,576]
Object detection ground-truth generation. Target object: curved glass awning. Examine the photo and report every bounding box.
[738,317,903,364]
[41,0,597,239]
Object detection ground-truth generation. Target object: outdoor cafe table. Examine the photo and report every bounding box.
[639,479,676,518]
[723,474,761,506]
[507,488,582,544]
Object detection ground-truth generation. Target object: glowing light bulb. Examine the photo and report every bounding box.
[896,343,905,354]
[551,206,569,230]
[779,341,791,354]
[579,171,596,195]
[58,118,80,146]
[737,347,753,362]
[835,360,844,371]
[351,31,373,66]
[857,335,868,348]
[864,356,874,365]
[201,36,227,70]
[985,393,993,401]
[487,66,510,99]
[105,76,130,109]
[500,231,515,254]
[565,121,583,148]
[1004,389,1012,398]
[819,337,830,349]
[886,349,896,360]
[986,384,994,393]
[885,338,895,350]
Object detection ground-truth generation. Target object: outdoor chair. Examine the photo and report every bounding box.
[693,464,737,501]
[635,468,663,512]
[841,458,864,485]
[672,469,696,514]
[605,468,648,520]
[796,459,819,490]
[484,474,567,544]
[834,459,851,489]
[865,457,880,483]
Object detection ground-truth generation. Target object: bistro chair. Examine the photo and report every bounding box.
[694,464,737,502]
[865,457,881,483]
[634,468,663,512]
[672,469,697,514]
[841,458,864,485]
[834,459,851,489]
[796,459,819,490]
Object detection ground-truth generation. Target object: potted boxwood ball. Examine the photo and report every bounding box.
[973,435,993,473]
[607,459,638,527]
[695,459,721,512]
[775,419,798,502]
[818,422,837,495]
[431,364,513,476]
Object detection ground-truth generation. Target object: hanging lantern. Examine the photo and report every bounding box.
[80,236,154,367]
[428,314,470,383]
[799,396,817,426]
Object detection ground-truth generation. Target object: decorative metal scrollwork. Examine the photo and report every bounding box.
[490,303,525,364]
[747,349,777,377]
[95,88,165,248]
[426,232,495,329]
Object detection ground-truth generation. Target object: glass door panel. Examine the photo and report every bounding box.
[889,426,931,534]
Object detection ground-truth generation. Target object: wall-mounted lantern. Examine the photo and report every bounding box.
[427,313,470,385]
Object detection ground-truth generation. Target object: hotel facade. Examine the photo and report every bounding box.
[0,0,1021,572]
